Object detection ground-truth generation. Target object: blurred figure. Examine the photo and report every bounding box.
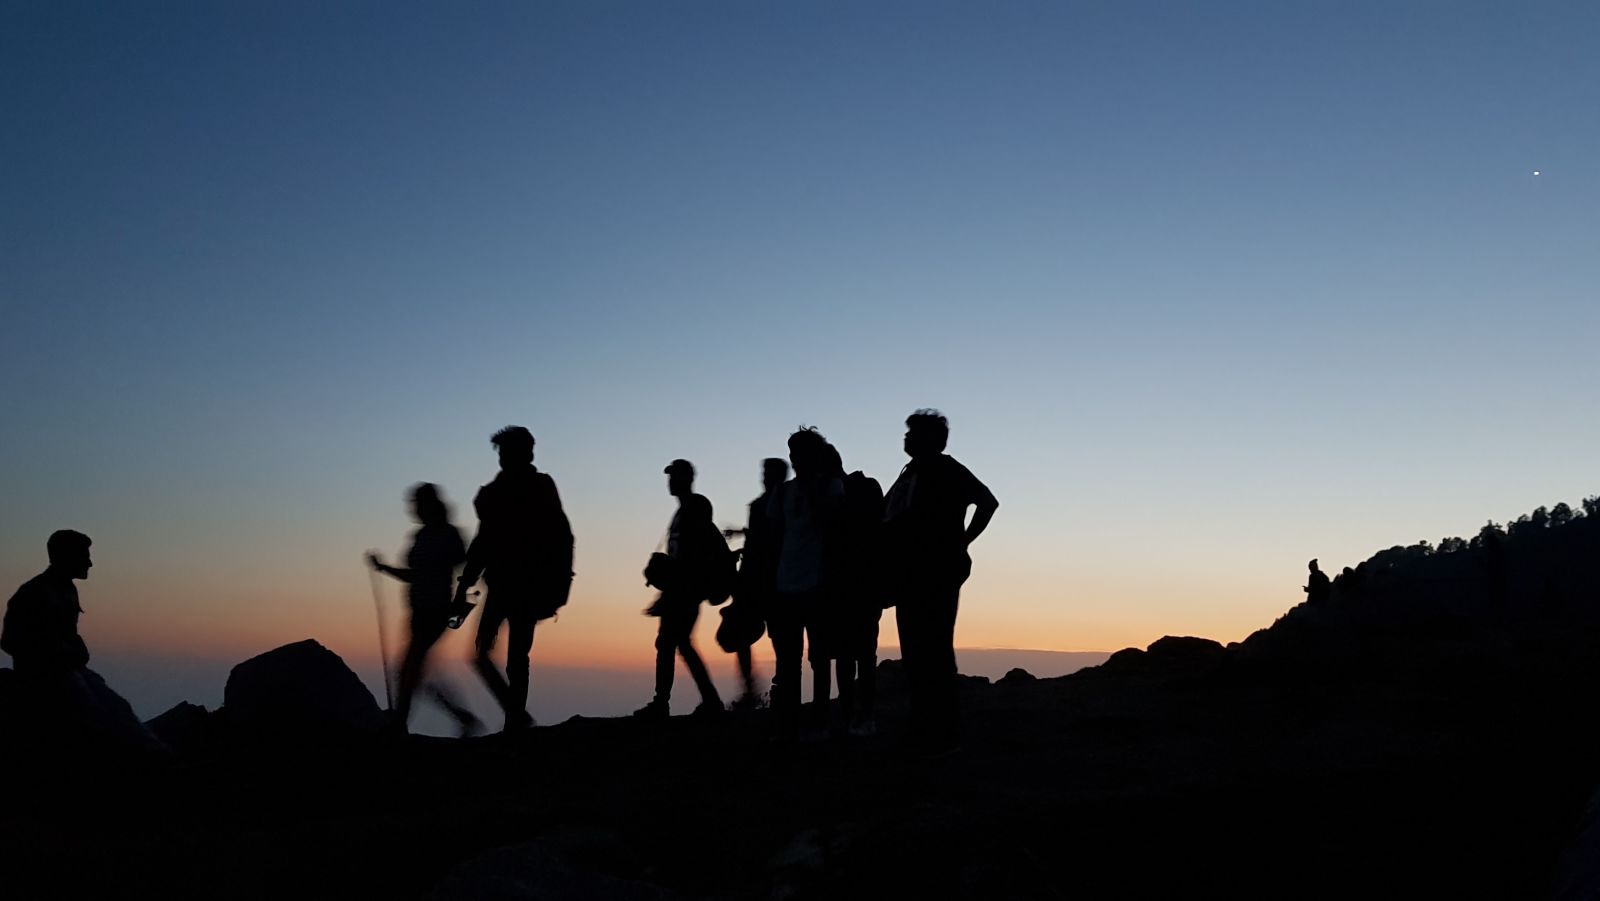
[635,459,724,718]
[2,531,157,750]
[721,457,788,709]
[769,428,844,732]
[1304,559,1331,607]
[834,448,886,736]
[367,483,480,735]
[454,426,575,732]
[882,410,998,753]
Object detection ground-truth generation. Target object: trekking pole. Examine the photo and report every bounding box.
[366,551,395,710]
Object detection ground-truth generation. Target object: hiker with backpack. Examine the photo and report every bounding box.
[366,483,480,735]
[453,426,575,733]
[768,428,846,733]
[718,457,789,709]
[635,458,729,718]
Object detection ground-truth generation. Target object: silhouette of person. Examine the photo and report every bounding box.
[1304,559,1331,607]
[769,428,845,731]
[3,530,93,679]
[882,410,998,753]
[635,459,724,718]
[834,447,886,736]
[367,483,480,735]
[454,426,574,732]
[723,457,789,709]
[2,531,156,749]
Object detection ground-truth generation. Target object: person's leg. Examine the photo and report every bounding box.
[857,607,882,725]
[805,588,837,731]
[473,593,511,712]
[736,646,756,696]
[397,614,447,725]
[809,654,831,728]
[674,603,721,710]
[927,587,962,747]
[419,681,479,733]
[651,598,682,706]
[896,595,931,744]
[503,601,536,729]
[769,596,803,715]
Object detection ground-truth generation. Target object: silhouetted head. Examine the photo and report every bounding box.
[665,459,695,498]
[904,409,949,460]
[762,457,789,493]
[491,425,535,469]
[409,483,450,526]
[1308,559,1320,573]
[47,530,92,580]
[822,443,845,478]
[787,427,828,478]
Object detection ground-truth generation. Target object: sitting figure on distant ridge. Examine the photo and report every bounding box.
[2,531,156,749]
[1304,559,1331,607]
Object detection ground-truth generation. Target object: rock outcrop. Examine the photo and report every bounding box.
[221,639,384,736]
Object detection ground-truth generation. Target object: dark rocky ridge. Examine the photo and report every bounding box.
[3,611,1597,900]
[5,502,1600,898]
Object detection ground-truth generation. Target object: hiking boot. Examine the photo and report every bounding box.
[632,699,669,719]
[730,691,765,711]
[501,710,534,733]
[692,700,725,718]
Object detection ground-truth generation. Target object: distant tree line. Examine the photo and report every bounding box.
[1327,495,1600,622]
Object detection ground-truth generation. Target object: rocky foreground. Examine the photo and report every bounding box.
[5,603,1600,900]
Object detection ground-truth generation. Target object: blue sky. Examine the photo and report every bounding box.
[3,1,1597,714]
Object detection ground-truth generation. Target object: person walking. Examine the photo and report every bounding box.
[367,483,480,735]
[453,426,574,732]
[635,459,725,718]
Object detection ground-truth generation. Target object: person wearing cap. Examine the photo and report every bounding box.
[634,459,724,718]
[454,425,574,732]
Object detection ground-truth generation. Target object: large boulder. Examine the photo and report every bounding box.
[997,667,1037,686]
[1089,635,1228,681]
[222,639,384,736]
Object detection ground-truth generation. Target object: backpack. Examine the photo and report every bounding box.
[701,527,738,606]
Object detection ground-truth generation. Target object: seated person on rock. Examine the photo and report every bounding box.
[2,530,155,749]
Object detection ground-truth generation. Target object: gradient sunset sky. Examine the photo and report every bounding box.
[3,2,1596,714]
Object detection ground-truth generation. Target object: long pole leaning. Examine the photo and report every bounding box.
[366,553,395,710]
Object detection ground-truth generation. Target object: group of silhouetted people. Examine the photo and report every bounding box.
[364,408,999,751]
[628,409,999,752]
[367,425,573,735]
[3,409,998,754]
